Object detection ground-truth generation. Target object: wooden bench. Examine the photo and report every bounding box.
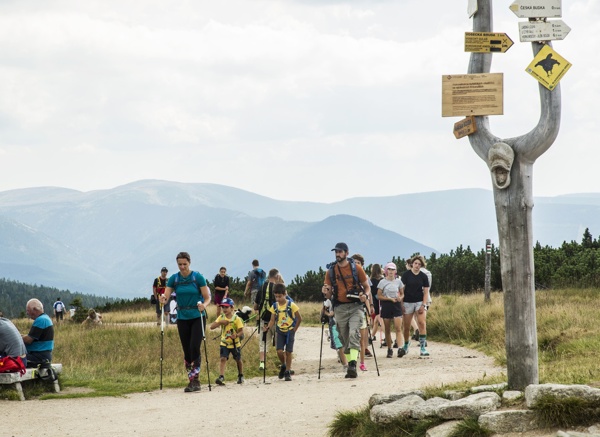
[0,363,63,401]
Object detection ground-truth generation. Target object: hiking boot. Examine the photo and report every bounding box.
[284,371,292,381]
[386,348,393,358]
[345,361,357,379]
[412,329,420,341]
[381,340,387,347]
[237,375,245,384]
[393,340,398,348]
[398,347,406,358]
[365,349,372,358]
[215,375,225,386]
[259,361,265,370]
[184,379,200,392]
[420,346,430,357]
[359,362,367,371]
[402,342,410,355]
[278,365,286,380]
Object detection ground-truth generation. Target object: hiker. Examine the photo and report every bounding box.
[153,267,169,325]
[400,255,430,357]
[265,283,301,381]
[53,297,66,323]
[322,297,348,372]
[406,259,433,341]
[21,298,54,368]
[245,259,266,303]
[160,251,211,392]
[213,266,230,318]
[378,262,405,358]
[369,264,384,343]
[0,316,27,366]
[350,253,373,372]
[254,268,281,370]
[210,297,245,385]
[322,242,371,379]
[82,308,103,327]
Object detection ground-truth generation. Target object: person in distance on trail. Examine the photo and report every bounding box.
[0,315,27,366]
[350,253,373,372]
[160,252,211,393]
[21,298,54,368]
[254,268,282,370]
[210,297,245,385]
[406,258,433,342]
[245,259,266,303]
[400,255,430,357]
[322,242,371,379]
[377,262,405,359]
[153,267,169,326]
[213,266,230,318]
[265,283,301,382]
[53,297,66,323]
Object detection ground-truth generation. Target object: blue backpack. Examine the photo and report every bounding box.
[253,268,267,290]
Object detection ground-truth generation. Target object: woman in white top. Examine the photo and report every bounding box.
[377,262,406,358]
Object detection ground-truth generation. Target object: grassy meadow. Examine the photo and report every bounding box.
[2,289,599,400]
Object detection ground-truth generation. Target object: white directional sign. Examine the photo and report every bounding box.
[518,20,571,42]
[509,0,561,18]
[468,0,478,18]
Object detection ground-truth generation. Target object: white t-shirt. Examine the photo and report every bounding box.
[377,278,404,299]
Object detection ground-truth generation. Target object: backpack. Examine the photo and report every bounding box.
[327,257,361,303]
[273,299,297,333]
[252,268,266,290]
[0,356,26,375]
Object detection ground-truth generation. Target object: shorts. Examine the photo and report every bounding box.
[403,301,424,315]
[250,289,259,304]
[360,313,367,330]
[380,301,402,319]
[219,345,241,360]
[214,292,225,306]
[275,330,295,352]
[56,312,64,320]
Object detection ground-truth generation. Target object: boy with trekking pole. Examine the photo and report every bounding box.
[265,283,301,382]
[210,297,245,385]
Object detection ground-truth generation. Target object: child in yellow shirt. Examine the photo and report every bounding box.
[209,298,245,385]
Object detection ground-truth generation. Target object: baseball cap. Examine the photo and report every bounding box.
[161,267,168,272]
[385,262,397,271]
[331,242,348,252]
[221,297,235,307]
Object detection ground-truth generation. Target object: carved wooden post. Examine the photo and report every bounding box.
[467,0,561,389]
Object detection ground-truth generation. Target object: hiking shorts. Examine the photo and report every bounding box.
[275,330,295,352]
[381,301,402,319]
[214,292,225,306]
[220,345,241,360]
[403,301,424,315]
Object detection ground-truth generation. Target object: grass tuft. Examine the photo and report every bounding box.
[532,394,600,428]
[448,417,492,437]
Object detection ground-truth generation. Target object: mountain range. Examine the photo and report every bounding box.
[1,180,598,298]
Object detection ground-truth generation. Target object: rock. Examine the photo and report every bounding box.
[426,420,461,437]
[502,390,523,402]
[370,395,425,424]
[470,382,508,393]
[369,390,425,408]
[478,409,540,433]
[525,384,600,408]
[411,397,451,419]
[437,392,501,419]
[556,431,600,437]
[444,390,467,401]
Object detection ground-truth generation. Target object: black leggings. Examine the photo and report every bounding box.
[177,316,206,367]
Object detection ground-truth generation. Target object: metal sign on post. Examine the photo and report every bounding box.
[468,0,478,18]
[465,32,514,53]
[442,73,504,117]
[525,44,571,91]
[509,0,562,18]
[518,20,571,42]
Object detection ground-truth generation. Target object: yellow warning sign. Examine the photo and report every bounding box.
[525,45,571,91]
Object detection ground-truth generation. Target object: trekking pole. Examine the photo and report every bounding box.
[200,312,212,392]
[363,304,380,376]
[263,323,267,384]
[318,320,325,379]
[160,303,164,390]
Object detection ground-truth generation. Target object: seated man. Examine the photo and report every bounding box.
[0,316,27,366]
[21,299,54,368]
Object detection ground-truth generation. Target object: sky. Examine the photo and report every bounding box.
[0,0,598,203]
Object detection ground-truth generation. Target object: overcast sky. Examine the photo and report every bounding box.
[0,0,597,202]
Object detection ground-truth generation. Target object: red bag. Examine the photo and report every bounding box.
[0,356,26,375]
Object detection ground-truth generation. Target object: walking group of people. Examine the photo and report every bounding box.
[155,243,430,392]
[322,242,431,379]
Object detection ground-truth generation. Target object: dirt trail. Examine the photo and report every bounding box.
[5,327,504,437]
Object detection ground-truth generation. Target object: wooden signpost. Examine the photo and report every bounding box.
[518,20,571,42]
[465,32,514,53]
[509,0,562,18]
[442,73,503,117]
[453,116,477,139]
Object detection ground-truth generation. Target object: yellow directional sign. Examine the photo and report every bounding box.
[525,45,571,91]
[465,32,514,53]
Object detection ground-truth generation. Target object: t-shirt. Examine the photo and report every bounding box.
[153,276,167,295]
[323,261,368,303]
[215,314,244,349]
[53,301,65,313]
[213,275,230,295]
[377,278,404,299]
[166,271,208,320]
[269,301,300,333]
[400,270,430,303]
[26,313,54,353]
[0,317,27,357]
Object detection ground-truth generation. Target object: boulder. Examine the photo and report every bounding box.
[437,392,501,419]
[443,390,467,401]
[411,397,451,419]
[470,382,508,393]
[525,384,600,408]
[369,390,425,408]
[478,409,540,433]
[426,420,461,437]
[502,390,523,402]
[370,395,425,424]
